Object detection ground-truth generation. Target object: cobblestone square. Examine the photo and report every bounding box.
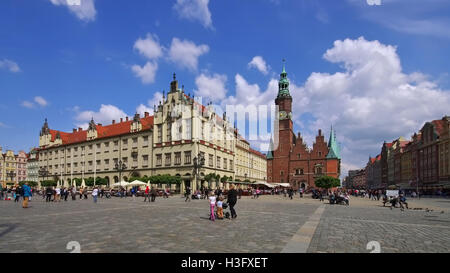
[0,194,449,253]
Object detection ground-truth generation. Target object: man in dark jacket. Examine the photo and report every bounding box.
[227,184,238,219]
[45,187,53,202]
[151,187,157,202]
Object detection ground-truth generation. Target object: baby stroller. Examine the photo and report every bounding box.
[222,202,231,219]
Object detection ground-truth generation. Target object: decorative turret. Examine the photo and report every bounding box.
[88,117,96,131]
[277,59,291,98]
[170,72,178,93]
[87,117,98,140]
[40,118,50,136]
[326,125,340,159]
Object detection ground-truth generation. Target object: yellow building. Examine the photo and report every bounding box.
[1,149,17,187]
[38,75,267,192]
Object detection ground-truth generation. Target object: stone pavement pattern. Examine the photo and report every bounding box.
[0,194,449,253]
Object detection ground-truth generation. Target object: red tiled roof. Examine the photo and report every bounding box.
[432,120,446,136]
[385,143,393,148]
[249,148,266,159]
[46,116,154,147]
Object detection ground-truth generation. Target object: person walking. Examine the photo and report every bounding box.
[22,182,32,208]
[45,186,53,202]
[83,187,88,200]
[55,186,61,202]
[71,187,76,201]
[150,187,157,202]
[92,187,98,204]
[227,184,238,220]
[144,186,150,202]
[185,187,191,202]
[288,188,293,200]
[208,190,216,221]
[14,186,22,203]
[216,196,224,220]
[238,187,243,199]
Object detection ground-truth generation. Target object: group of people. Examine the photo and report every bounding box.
[207,184,238,221]
[0,182,32,208]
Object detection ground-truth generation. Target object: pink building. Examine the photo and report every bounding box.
[16,150,27,182]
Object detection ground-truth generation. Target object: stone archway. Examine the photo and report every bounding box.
[114,176,119,183]
[104,176,110,187]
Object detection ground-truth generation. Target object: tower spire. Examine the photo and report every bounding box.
[278,59,290,98]
[327,126,340,159]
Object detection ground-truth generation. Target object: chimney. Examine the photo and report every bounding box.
[98,123,102,126]
[78,128,82,132]
[112,120,115,124]
[120,118,123,123]
[126,117,129,122]
[318,129,322,136]
[144,112,149,117]
[73,129,77,133]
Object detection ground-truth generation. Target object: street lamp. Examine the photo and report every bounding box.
[193,153,205,191]
[114,160,127,182]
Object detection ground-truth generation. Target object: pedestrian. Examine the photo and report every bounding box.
[227,184,238,220]
[55,186,61,202]
[144,186,150,202]
[288,188,293,200]
[208,190,216,221]
[216,196,224,220]
[0,184,3,200]
[151,187,157,202]
[92,187,98,203]
[71,187,76,200]
[14,186,22,203]
[238,187,243,199]
[22,182,32,208]
[185,187,191,202]
[64,187,69,201]
[83,187,88,200]
[45,186,53,202]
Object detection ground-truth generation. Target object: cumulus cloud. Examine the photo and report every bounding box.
[0,59,20,73]
[131,61,158,84]
[194,73,228,102]
[49,0,96,22]
[136,91,164,116]
[289,37,450,176]
[75,104,129,129]
[34,96,48,107]
[21,96,49,108]
[168,38,209,71]
[133,33,163,60]
[173,0,213,29]
[248,56,269,75]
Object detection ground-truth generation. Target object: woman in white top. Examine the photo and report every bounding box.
[92,187,99,203]
[208,191,216,221]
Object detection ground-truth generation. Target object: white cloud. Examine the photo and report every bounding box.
[0,59,20,73]
[289,37,450,177]
[133,33,163,60]
[21,96,49,108]
[136,91,164,116]
[131,61,158,84]
[49,0,97,22]
[75,104,129,129]
[21,101,34,109]
[168,38,209,71]
[34,96,48,107]
[194,73,228,102]
[222,74,278,107]
[173,0,213,29]
[248,56,269,75]
[0,122,7,128]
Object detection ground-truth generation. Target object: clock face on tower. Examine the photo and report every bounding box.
[279,111,289,120]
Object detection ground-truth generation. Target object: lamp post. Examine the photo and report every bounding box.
[38,167,49,188]
[193,153,205,191]
[114,160,127,182]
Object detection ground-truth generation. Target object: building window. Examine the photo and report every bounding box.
[156,154,162,166]
[184,151,192,164]
[217,156,221,168]
[280,170,284,176]
[122,139,128,150]
[175,152,181,165]
[142,155,148,167]
[157,125,162,143]
[167,123,172,142]
[165,153,171,166]
[297,154,301,159]
[143,136,149,147]
[224,158,227,170]
[114,141,119,151]
[230,160,233,171]
[132,137,138,148]
[104,159,109,169]
[209,154,213,167]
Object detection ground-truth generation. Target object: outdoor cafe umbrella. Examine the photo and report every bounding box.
[111,181,129,188]
[128,180,146,187]
[81,179,86,188]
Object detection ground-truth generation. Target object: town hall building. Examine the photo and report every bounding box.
[266,64,341,189]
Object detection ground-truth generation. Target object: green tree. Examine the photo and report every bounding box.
[41,180,57,187]
[314,176,341,189]
[19,181,38,187]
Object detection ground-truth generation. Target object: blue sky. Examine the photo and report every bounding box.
[1,0,449,177]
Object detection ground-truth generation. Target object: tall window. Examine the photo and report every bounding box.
[156,154,162,166]
[167,123,172,142]
[165,153,171,166]
[142,155,148,167]
[209,154,213,167]
[157,125,162,143]
[217,156,221,168]
[224,158,227,170]
[175,152,181,165]
[184,151,191,164]
[143,136,149,147]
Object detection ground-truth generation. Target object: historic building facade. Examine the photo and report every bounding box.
[235,137,267,182]
[26,148,39,183]
[1,148,28,187]
[37,75,266,192]
[266,65,341,189]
